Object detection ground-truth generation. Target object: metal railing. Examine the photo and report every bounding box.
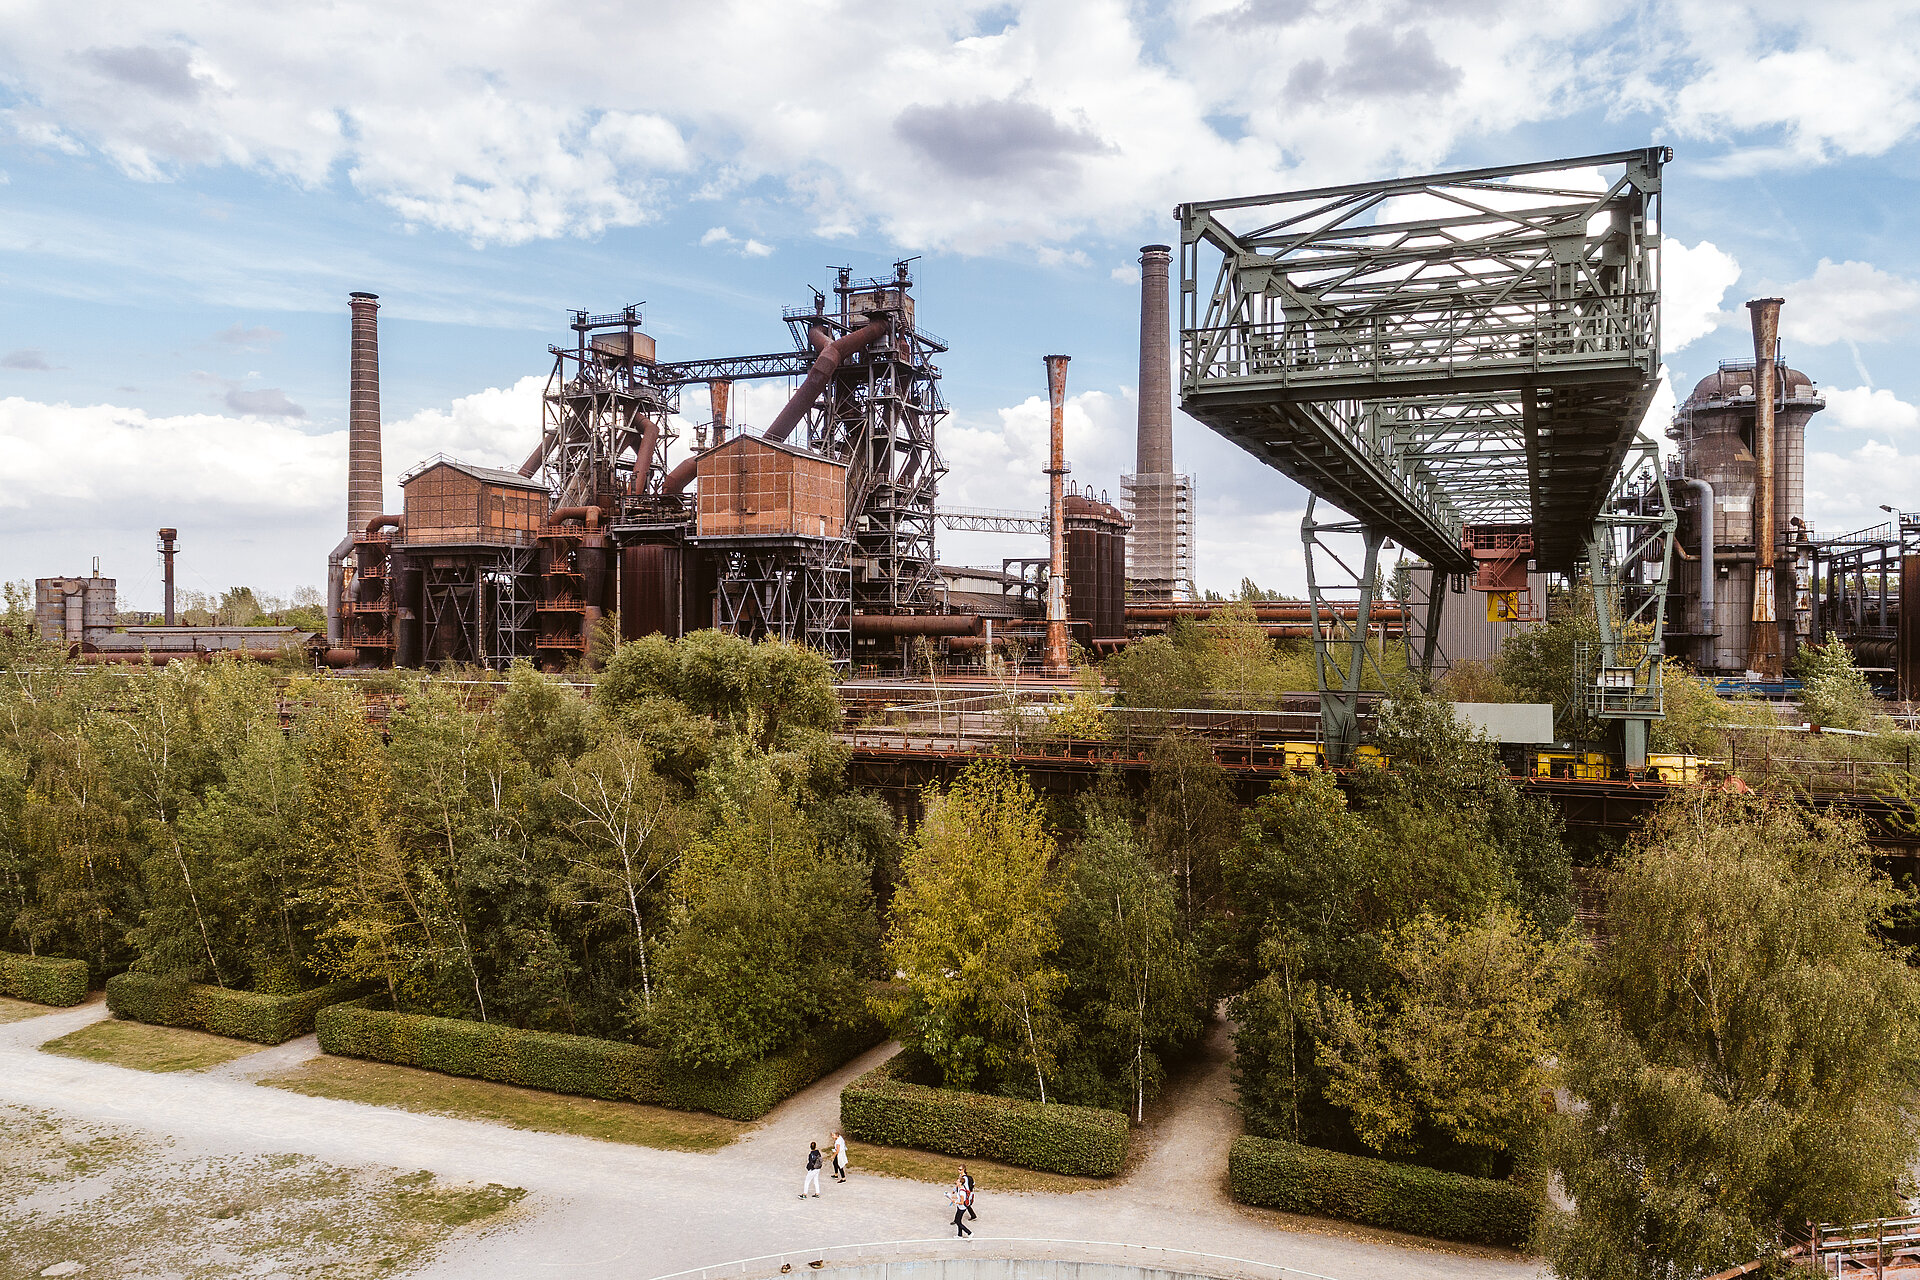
[647,1236,1352,1280]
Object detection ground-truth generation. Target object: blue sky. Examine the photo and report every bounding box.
[2,0,1918,610]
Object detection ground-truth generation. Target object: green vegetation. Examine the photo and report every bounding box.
[317,993,884,1121]
[41,1019,265,1073]
[840,1055,1129,1177]
[0,995,61,1024]
[1229,1134,1539,1248]
[1543,791,1920,1279]
[1,1102,522,1279]
[261,1054,745,1151]
[845,1137,1108,1194]
[106,973,365,1044]
[1795,635,1876,730]
[0,950,89,1005]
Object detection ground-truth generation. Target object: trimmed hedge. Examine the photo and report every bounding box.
[0,951,90,1007]
[315,998,886,1122]
[839,1057,1128,1177]
[106,973,368,1045]
[1228,1134,1541,1248]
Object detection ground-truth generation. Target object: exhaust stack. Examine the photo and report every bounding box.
[348,292,384,534]
[1746,297,1784,678]
[157,528,178,626]
[1045,354,1071,677]
[1136,245,1173,475]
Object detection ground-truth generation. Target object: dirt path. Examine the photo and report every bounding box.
[1120,1015,1243,1214]
[0,1008,1538,1280]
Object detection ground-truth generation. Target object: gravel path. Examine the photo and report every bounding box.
[0,1004,1543,1280]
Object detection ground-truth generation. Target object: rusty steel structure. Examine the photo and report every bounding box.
[1177,148,1672,762]
[1044,354,1071,675]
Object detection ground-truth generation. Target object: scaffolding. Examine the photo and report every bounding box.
[1121,472,1195,600]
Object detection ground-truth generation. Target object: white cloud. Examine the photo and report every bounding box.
[1824,385,1920,434]
[700,226,775,257]
[1773,259,1920,346]
[1110,265,1140,285]
[1663,240,1741,350]
[699,226,734,247]
[6,3,1909,253]
[1806,437,1920,540]
[741,238,773,258]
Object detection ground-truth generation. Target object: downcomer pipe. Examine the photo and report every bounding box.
[325,534,353,646]
[1682,476,1715,639]
[1746,297,1784,676]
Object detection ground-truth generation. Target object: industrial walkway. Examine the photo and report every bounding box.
[0,1002,1539,1280]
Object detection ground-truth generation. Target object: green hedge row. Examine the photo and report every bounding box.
[839,1057,1128,1177]
[1228,1134,1541,1248]
[105,973,368,1045]
[315,998,886,1122]
[0,951,89,1006]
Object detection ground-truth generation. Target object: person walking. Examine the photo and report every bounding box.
[958,1164,976,1221]
[831,1131,848,1182]
[947,1178,972,1238]
[801,1141,823,1198]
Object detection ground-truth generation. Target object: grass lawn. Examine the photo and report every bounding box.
[847,1141,1112,1195]
[1,1103,525,1279]
[0,995,62,1024]
[259,1055,747,1153]
[41,1019,264,1073]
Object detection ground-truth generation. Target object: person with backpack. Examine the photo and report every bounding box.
[958,1164,976,1221]
[801,1141,823,1198]
[947,1177,972,1238]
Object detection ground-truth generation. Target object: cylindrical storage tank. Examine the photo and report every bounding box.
[82,578,117,638]
[1064,492,1129,641]
[394,559,423,669]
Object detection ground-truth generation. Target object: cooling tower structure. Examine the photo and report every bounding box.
[1670,298,1824,677]
[1122,244,1195,601]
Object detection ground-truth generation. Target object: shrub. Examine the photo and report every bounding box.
[105,973,367,1045]
[1228,1134,1540,1248]
[316,998,884,1122]
[839,1057,1128,1177]
[0,951,89,1006]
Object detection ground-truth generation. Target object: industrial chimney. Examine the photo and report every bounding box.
[1136,245,1174,475]
[1045,354,1071,676]
[157,529,178,626]
[1123,244,1194,600]
[1746,296,1784,679]
[347,292,384,534]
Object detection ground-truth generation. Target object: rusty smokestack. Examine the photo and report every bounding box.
[1746,296,1784,678]
[1137,245,1174,475]
[348,292,383,535]
[709,379,732,447]
[1045,354,1071,676]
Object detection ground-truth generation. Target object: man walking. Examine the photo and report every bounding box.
[947,1178,972,1238]
[801,1141,823,1198]
[958,1164,976,1221]
[831,1131,848,1182]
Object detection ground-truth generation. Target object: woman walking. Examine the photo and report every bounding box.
[831,1131,848,1182]
[947,1177,972,1238]
[801,1141,823,1198]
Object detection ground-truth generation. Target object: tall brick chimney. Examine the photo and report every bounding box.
[347,292,383,534]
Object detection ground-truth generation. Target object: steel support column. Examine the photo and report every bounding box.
[1303,497,1387,763]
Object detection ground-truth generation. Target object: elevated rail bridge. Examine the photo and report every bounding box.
[1177,149,1676,764]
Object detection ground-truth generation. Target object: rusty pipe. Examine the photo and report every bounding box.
[365,513,403,537]
[850,614,982,638]
[661,453,699,496]
[1747,296,1784,677]
[519,436,549,479]
[548,505,602,531]
[326,533,353,646]
[1124,603,1405,621]
[764,319,890,444]
[709,379,732,447]
[1044,354,1071,676]
[632,414,662,493]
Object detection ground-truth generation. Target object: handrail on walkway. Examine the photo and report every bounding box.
[647,1237,1353,1280]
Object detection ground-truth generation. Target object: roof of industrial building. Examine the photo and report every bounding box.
[402,457,550,492]
[701,433,847,467]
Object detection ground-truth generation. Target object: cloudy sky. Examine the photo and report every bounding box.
[2,0,1918,609]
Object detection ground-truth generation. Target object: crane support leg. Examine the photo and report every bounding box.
[1303,498,1387,764]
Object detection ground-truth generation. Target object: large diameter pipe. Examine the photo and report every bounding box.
[1136,245,1174,475]
[347,292,383,535]
[1682,476,1715,640]
[548,505,602,531]
[850,614,982,638]
[325,533,353,646]
[1746,296,1784,676]
[763,319,889,444]
[709,379,732,447]
[1044,354,1071,676]
[1125,602,1405,622]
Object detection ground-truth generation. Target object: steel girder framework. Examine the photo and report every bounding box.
[1575,436,1677,767]
[938,507,1048,535]
[1301,500,1389,754]
[704,536,851,670]
[792,264,949,630]
[1177,148,1667,573]
[540,307,681,509]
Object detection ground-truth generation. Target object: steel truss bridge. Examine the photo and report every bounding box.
[1177,149,1678,763]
